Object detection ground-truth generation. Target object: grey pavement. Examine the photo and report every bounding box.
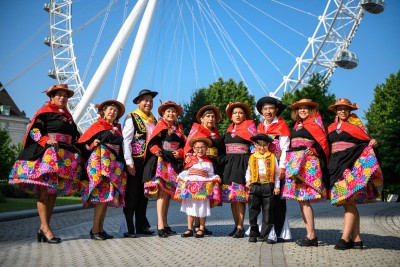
[0,200,399,267]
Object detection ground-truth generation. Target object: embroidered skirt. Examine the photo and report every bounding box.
[144,156,178,199]
[330,145,383,206]
[221,182,249,203]
[80,145,126,207]
[283,150,327,202]
[175,179,221,208]
[9,146,81,195]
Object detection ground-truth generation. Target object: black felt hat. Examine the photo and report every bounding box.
[256,96,286,116]
[250,133,274,143]
[132,89,158,104]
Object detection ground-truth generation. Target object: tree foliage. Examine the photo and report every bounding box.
[0,129,21,180]
[280,74,336,129]
[180,78,259,134]
[365,71,400,183]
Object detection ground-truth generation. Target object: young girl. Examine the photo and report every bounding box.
[175,136,221,238]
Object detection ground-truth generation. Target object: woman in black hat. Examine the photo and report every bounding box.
[9,84,81,243]
[75,100,127,240]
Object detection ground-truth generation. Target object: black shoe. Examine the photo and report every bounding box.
[164,226,176,235]
[295,237,318,247]
[228,227,237,236]
[203,227,213,235]
[181,229,194,238]
[248,236,257,243]
[232,228,245,238]
[90,230,106,240]
[123,232,137,238]
[136,227,154,235]
[101,231,114,239]
[334,239,353,250]
[37,229,61,244]
[265,239,276,244]
[158,229,168,238]
[352,240,363,249]
[195,229,204,238]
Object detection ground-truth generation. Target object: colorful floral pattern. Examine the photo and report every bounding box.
[144,156,178,199]
[330,145,383,205]
[9,146,81,195]
[174,179,221,207]
[80,145,127,207]
[283,150,326,201]
[221,182,249,203]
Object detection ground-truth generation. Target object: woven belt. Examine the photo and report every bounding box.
[332,141,355,153]
[291,138,314,149]
[188,168,208,177]
[104,143,121,154]
[226,143,249,154]
[48,133,72,144]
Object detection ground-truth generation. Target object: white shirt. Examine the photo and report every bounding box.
[263,116,290,169]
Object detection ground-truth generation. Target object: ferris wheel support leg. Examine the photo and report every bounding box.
[72,0,149,122]
[117,0,159,105]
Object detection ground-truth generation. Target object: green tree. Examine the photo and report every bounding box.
[0,129,21,180]
[365,71,400,184]
[280,74,336,129]
[180,77,259,134]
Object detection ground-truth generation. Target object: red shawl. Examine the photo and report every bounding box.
[76,117,122,145]
[183,155,213,169]
[148,118,185,143]
[257,116,291,137]
[226,120,257,142]
[184,123,221,154]
[22,101,74,147]
[327,114,370,141]
[294,112,329,158]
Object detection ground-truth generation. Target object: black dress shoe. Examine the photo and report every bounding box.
[295,237,318,247]
[164,226,176,235]
[37,229,61,244]
[232,228,245,238]
[203,227,213,235]
[265,239,276,244]
[158,229,168,238]
[352,240,363,249]
[248,236,257,243]
[334,239,353,250]
[90,230,106,240]
[228,227,237,236]
[101,231,114,239]
[181,229,193,238]
[123,232,137,238]
[136,228,154,235]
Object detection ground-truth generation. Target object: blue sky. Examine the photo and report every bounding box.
[1,1,399,123]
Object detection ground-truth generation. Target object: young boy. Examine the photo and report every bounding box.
[245,133,280,243]
[175,136,221,238]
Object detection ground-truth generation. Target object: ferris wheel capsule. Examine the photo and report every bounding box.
[334,50,358,69]
[360,0,384,14]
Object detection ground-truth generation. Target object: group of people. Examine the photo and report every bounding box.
[8,83,383,251]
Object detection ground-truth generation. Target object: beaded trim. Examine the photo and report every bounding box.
[332,141,355,153]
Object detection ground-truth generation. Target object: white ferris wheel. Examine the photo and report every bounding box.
[44,0,384,132]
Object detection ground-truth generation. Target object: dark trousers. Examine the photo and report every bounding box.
[273,178,287,236]
[248,183,275,238]
[123,159,150,233]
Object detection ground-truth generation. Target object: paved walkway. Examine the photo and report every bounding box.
[0,200,399,267]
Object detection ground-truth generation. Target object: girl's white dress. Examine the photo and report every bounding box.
[178,159,219,217]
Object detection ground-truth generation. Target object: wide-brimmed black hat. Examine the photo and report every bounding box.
[256,96,286,116]
[133,89,158,104]
[250,133,273,143]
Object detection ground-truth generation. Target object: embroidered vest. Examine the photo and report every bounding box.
[249,152,275,184]
[130,112,149,158]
